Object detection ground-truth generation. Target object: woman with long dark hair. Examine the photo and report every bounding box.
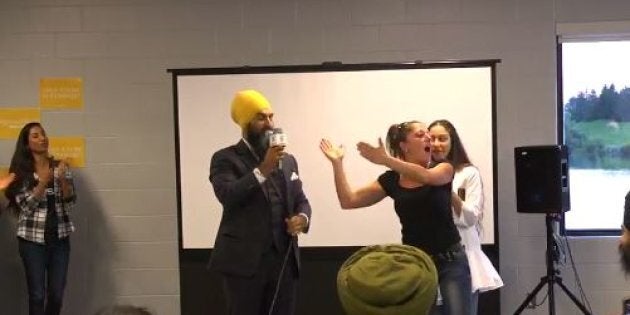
[429,119,503,315]
[5,122,76,315]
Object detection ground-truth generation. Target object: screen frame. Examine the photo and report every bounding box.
[169,60,501,250]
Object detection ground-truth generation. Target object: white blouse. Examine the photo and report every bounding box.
[453,165,503,293]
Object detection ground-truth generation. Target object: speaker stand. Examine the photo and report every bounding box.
[513,214,591,315]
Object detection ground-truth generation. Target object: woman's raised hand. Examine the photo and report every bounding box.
[357,138,389,166]
[319,138,345,163]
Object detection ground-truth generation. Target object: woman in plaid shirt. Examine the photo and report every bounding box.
[5,122,76,315]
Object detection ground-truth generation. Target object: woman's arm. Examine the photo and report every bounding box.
[320,139,387,209]
[331,160,386,209]
[385,158,453,186]
[14,173,50,215]
[356,138,453,186]
[0,173,15,190]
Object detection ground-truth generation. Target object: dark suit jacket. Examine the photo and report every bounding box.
[208,140,312,277]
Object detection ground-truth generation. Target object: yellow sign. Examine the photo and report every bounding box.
[40,78,83,109]
[49,137,86,168]
[0,108,40,139]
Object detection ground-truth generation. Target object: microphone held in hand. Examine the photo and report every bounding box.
[269,128,287,147]
[269,128,288,169]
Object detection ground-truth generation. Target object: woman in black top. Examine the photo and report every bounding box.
[320,121,472,315]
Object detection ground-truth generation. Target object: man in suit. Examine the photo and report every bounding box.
[209,89,312,315]
[619,190,630,275]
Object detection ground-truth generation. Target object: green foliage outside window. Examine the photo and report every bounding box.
[564,84,630,169]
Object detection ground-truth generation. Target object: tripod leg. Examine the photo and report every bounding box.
[514,276,549,315]
[554,278,591,315]
[549,278,555,315]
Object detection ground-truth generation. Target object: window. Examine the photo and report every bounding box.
[559,39,630,235]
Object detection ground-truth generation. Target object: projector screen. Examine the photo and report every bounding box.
[171,62,498,249]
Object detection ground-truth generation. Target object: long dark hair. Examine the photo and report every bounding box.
[428,119,471,170]
[5,122,44,212]
[386,120,420,159]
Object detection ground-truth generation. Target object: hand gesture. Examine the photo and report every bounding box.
[0,173,15,190]
[259,145,285,176]
[319,139,345,163]
[58,159,70,175]
[357,138,389,166]
[57,160,73,191]
[285,215,307,236]
[37,166,53,184]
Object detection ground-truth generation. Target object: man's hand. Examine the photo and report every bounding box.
[285,215,307,236]
[259,145,285,177]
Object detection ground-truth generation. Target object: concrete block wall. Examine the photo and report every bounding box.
[0,0,629,314]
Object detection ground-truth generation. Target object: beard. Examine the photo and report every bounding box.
[619,244,630,276]
[246,127,271,158]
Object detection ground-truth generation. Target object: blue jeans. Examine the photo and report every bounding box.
[18,237,70,315]
[430,248,473,315]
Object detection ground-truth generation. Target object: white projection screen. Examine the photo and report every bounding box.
[171,61,498,249]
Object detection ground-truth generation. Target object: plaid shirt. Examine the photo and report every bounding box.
[15,168,76,244]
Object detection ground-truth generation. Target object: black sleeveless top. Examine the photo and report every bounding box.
[377,168,460,255]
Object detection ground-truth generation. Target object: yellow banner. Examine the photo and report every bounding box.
[0,108,40,139]
[49,137,86,168]
[40,78,84,109]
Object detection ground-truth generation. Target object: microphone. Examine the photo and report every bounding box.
[269,128,288,170]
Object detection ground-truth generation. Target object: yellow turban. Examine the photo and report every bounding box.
[230,89,272,130]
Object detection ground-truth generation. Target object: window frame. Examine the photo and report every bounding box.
[557,31,630,237]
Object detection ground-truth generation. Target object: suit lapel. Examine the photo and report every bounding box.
[281,156,294,215]
[235,140,258,170]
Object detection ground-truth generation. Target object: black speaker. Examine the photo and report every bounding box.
[514,145,570,213]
